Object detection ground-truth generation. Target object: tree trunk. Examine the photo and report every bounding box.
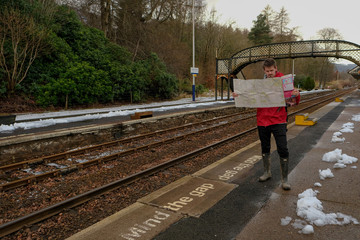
[65,94,69,109]
[101,0,111,38]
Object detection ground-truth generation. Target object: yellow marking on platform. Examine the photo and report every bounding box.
[295,113,318,126]
[335,97,344,102]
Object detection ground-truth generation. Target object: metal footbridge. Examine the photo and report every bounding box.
[215,40,360,99]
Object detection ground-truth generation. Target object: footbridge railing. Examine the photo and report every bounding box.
[348,66,360,80]
[216,40,360,100]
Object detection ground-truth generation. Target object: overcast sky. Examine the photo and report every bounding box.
[205,0,359,64]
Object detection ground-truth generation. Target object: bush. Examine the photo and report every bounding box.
[8,3,180,107]
[294,75,315,91]
[155,72,178,99]
[139,53,178,100]
[110,63,145,103]
[195,84,208,95]
[178,78,192,94]
[294,75,305,89]
[0,80,7,96]
[303,76,315,91]
[37,62,112,107]
[0,67,6,96]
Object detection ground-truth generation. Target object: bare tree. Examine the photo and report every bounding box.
[317,28,342,41]
[261,6,299,43]
[0,8,47,96]
[261,5,275,30]
[273,7,290,36]
[317,28,343,88]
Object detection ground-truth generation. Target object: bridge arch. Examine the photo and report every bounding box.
[215,40,360,99]
[349,66,360,80]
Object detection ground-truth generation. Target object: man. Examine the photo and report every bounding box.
[233,58,300,190]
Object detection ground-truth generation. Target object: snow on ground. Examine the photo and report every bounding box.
[331,132,345,143]
[0,89,329,133]
[0,97,230,133]
[280,216,292,226]
[322,148,343,162]
[314,182,322,187]
[281,113,359,234]
[0,89,333,133]
[352,114,360,122]
[321,148,359,167]
[296,188,358,227]
[14,97,218,121]
[340,122,354,133]
[318,168,334,180]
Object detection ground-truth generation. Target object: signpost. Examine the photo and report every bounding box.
[191,67,199,77]
[191,67,199,101]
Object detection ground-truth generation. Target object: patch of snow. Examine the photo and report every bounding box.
[351,114,360,122]
[319,169,334,180]
[281,216,292,226]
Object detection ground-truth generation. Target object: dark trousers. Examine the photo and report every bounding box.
[257,124,289,159]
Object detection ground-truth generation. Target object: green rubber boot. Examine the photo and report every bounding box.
[259,153,271,182]
[280,157,291,190]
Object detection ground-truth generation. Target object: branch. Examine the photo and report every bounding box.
[0,33,11,82]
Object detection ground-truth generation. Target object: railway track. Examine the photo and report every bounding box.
[0,90,338,190]
[0,89,354,238]
[0,108,257,190]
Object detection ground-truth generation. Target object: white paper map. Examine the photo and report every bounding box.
[233,77,286,108]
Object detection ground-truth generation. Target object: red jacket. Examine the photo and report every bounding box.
[256,72,300,126]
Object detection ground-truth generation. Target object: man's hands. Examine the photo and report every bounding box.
[291,88,300,97]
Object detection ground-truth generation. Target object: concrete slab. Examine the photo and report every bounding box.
[235,193,360,240]
[315,105,360,154]
[310,103,360,153]
[287,100,341,141]
[310,101,342,119]
[279,101,360,205]
[315,129,360,157]
[236,92,360,240]
[193,141,262,183]
[287,123,306,141]
[67,202,182,240]
[138,176,236,217]
[278,146,360,207]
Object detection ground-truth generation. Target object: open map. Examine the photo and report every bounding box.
[233,74,294,108]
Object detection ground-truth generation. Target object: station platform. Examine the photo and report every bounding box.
[67,90,360,240]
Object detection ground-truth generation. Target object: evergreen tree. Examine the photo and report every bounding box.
[303,76,315,91]
[248,14,272,45]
